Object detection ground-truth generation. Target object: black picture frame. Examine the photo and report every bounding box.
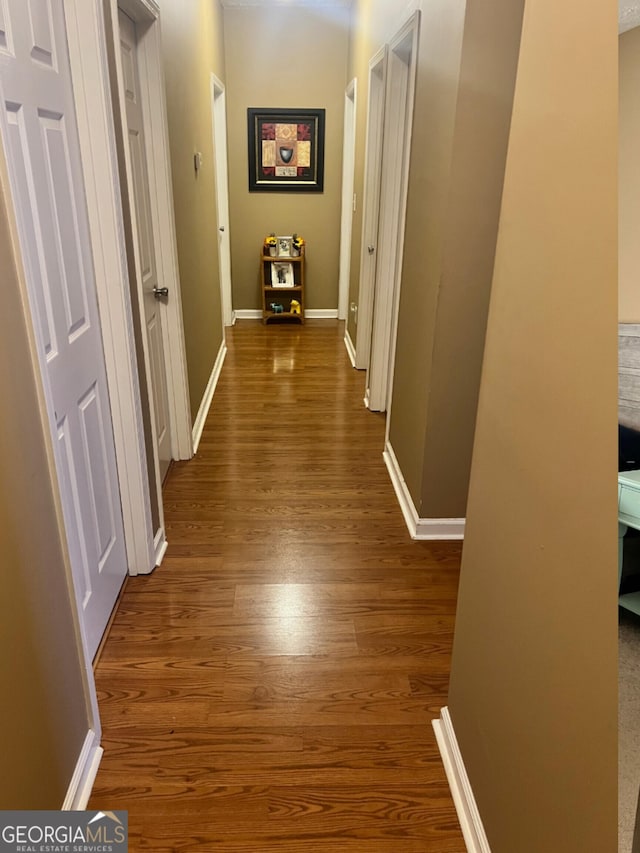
[247,107,325,193]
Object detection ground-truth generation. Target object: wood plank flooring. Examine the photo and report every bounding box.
[90,320,465,851]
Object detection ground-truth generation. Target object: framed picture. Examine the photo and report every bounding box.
[277,236,293,257]
[248,107,325,193]
[271,262,294,287]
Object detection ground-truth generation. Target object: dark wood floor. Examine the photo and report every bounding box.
[90,320,465,852]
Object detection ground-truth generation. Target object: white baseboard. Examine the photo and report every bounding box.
[344,329,357,367]
[383,441,465,540]
[234,309,262,320]
[305,309,339,318]
[415,516,465,538]
[234,309,338,320]
[192,341,227,453]
[154,532,168,567]
[62,730,103,811]
[433,708,491,853]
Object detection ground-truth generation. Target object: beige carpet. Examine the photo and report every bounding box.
[619,607,640,852]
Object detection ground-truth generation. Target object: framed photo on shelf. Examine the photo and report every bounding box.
[271,262,294,287]
[247,107,325,193]
[277,236,293,257]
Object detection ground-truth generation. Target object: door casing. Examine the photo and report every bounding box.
[338,78,357,322]
[105,0,193,564]
[66,0,156,581]
[367,12,420,417]
[355,46,387,373]
[210,72,233,329]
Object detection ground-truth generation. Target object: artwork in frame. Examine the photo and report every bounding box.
[277,236,293,257]
[248,108,325,193]
[271,262,295,287]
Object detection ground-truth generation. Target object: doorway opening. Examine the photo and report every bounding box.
[338,78,357,322]
[365,12,420,415]
[105,0,194,564]
[355,46,387,373]
[211,73,233,328]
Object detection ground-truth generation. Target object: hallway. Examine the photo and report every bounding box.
[89,320,465,851]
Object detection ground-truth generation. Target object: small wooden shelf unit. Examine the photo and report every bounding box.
[260,248,305,324]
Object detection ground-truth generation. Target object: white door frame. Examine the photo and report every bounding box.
[106,0,194,562]
[367,13,420,414]
[355,47,387,371]
[338,78,357,321]
[210,73,233,327]
[65,0,154,579]
[63,0,191,779]
[0,0,191,781]
[107,0,192,469]
[0,0,162,787]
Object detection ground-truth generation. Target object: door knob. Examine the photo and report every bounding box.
[153,286,169,298]
[219,226,225,232]
[368,245,375,254]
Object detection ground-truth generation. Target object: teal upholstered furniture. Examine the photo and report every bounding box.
[619,469,640,614]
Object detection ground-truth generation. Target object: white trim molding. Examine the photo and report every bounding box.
[62,730,103,811]
[433,707,492,853]
[119,0,159,19]
[338,78,357,320]
[415,516,465,539]
[210,73,234,328]
[234,309,263,320]
[383,442,465,540]
[234,309,339,320]
[355,45,387,372]
[192,342,227,453]
[344,329,357,367]
[106,0,192,481]
[65,0,156,578]
[368,13,420,414]
[154,529,168,567]
[306,309,339,319]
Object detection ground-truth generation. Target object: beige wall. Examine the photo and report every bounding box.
[346,0,437,348]
[448,0,617,849]
[620,26,640,322]
[160,0,226,421]
[415,0,525,516]
[386,0,468,506]
[224,6,349,311]
[348,0,466,500]
[349,0,521,514]
[0,165,90,807]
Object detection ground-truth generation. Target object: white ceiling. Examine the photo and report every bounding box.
[620,0,640,33]
[221,0,351,6]
[219,1,640,31]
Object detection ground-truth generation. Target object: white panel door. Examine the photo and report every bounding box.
[119,8,172,482]
[0,0,127,658]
